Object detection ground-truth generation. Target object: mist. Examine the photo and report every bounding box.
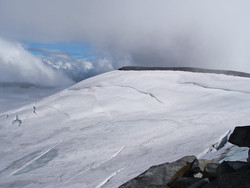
[0,0,250,74]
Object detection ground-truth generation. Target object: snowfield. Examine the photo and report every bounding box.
[0,70,250,188]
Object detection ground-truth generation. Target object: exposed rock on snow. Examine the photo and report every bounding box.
[229,125,250,163]
[119,156,196,188]
[120,156,250,188]
[119,126,250,188]
[203,163,219,179]
[188,159,219,176]
[229,126,250,147]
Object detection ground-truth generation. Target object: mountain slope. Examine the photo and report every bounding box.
[1,70,250,188]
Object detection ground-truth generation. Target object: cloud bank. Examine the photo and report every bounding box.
[0,0,250,74]
[40,50,114,82]
[0,38,114,86]
[0,38,74,86]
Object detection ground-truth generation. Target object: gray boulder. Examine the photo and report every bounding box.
[203,163,219,180]
[188,159,219,176]
[217,161,250,178]
[215,161,250,188]
[216,161,235,179]
[188,178,209,188]
[119,156,196,188]
[228,126,250,147]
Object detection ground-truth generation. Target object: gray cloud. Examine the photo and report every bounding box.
[0,0,250,72]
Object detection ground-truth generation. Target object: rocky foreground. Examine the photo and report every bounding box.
[119,126,250,188]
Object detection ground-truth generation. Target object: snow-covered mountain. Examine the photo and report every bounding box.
[1,70,250,188]
[0,84,67,113]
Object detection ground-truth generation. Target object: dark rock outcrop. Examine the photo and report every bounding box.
[216,161,235,179]
[215,161,250,188]
[118,66,250,78]
[170,177,201,188]
[120,158,250,188]
[203,163,219,180]
[188,159,219,177]
[228,126,250,147]
[119,156,196,188]
[188,178,209,188]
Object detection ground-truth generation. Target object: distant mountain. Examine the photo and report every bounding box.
[119,66,250,78]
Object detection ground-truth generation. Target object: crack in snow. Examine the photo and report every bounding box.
[183,82,250,95]
[115,85,163,104]
[63,146,125,185]
[93,146,125,169]
[9,139,63,176]
[32,106,37,114]
[95,167,125,188]
[69,84,163,104]
[12,115,22,126]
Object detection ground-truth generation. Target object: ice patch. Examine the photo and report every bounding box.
[197,130,231,159]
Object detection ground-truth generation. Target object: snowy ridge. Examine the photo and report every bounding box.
[1,70,250,188]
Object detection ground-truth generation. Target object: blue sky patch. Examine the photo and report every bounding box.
[23,41,96,59]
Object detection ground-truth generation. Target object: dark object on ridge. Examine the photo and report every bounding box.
[229,126,250,147]
[118,66,250,78]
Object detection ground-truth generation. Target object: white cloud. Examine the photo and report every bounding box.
[0,37,115,85]
[41,54,114,82]
[0,38,73,86]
